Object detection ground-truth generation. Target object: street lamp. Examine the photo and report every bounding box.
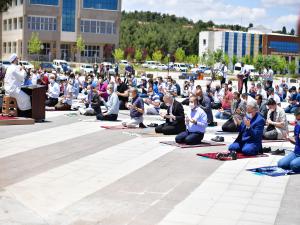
[167,53,170,77]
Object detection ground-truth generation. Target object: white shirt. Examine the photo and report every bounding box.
[268,93,281,105]
[257,88,267,100]
[4,64,26,95]
[48,82,60,99]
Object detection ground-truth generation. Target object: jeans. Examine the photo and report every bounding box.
[96,113,118,121]
[229,142,259,156]
[175,131,204,145]
[278,152,300,172]
[215,110,231,120]
[285,105,299,114]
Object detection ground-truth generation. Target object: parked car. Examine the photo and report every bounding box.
[19,60,34,70]
[157,64,168,70]
[53,59,72,73]
[40,62,56,72]
[120,60,129,65]
[0,60,11,69]
[234,63,259,77]
[190,65,207,73]
[173,63,188,72]
[80,64,94,74]
[142,61,159,68]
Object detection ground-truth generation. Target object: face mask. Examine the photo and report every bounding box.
[49,79,55,84]
[148,92,153,96]
[107,90,112,95]
[246,112,253,120]
[189,103,195,109]
[166,103,171,107]
[297,120,300,126]
[167,82,171,86]
[87,90,91,95]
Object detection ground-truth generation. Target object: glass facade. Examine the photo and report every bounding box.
[259,35,263,53]
[27,16,57,31]
[224,32,229,54]
[83,0,118,10]
[269,41,299,54]
[30,0,58,5]
[80,19,116,35]
[62,0,76,32]
[250,34,255,57]
[233,33,238,55]
[242,33,246,57]
[81,45,100,57]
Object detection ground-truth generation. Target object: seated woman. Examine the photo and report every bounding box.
[263,98,288,140]
[278,108,300,173]
[175,96,208,145]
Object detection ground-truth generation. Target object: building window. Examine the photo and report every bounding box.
[41,43,50,55]
[8,19,12,30]
[233,33,238,55]
[3,43,6,54]
[269,41,299,54]
[20,0,23,4]
[14,0,18,6]
[12,42,17,53]
[62,0,76,32]
[80,19,116,35]
[83,0,118,10]
[81,45,100,57]
[27,16,57,31]
[250,34,255,56]
[8,42,11,53]
[242,33,246,57]
[3,20,7,31]
[30,0,58,5]
[19,17,23,29]
[13,18,18,29]
[203,39,206,46]
[20,41,22,54]
[224,32,229,54]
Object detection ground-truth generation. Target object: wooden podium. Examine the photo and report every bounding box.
[22,85,47,122]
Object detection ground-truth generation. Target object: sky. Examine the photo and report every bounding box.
[122,0,300,32]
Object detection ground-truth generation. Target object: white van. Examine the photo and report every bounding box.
[173,63,188,72]
[142,61,159,68]
[233,63,258,77]
[53,59,72,72]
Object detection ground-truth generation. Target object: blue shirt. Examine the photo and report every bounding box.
[294,125,300,154]
[149,93,160,111]
[186,106,208,133]
[130,96,144,118]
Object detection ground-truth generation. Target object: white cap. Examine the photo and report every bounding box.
[9,53,18,63]
[141,75,147,80]
[52,70,57,74]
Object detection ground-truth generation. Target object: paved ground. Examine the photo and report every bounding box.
[0,104,299,225]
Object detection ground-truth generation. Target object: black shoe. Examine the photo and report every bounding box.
[148,123,158,127]
[230,151,237,160]
[208,122,218,127]
[139,123,147,128]
[262,147,271,153]
[216,152,230,160]
[271,149,285,156]
[211,136,220,142]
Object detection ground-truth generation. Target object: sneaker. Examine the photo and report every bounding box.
[230,151,237,160]
[148,123,158,127]
[211,136,220,142]
[212,136,224,142]
[139,123,147,128]
[271,149,285,156]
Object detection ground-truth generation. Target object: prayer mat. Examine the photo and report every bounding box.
[247,166,299,177]
[100,125,141,130]
[197,152,269,161]
[160,141,226,148]
[215,131,238,135]
[0,115,17,120]
[262,139,288,143]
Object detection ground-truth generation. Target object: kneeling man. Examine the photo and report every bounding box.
[229,101,265,156]
[175,96,208,145]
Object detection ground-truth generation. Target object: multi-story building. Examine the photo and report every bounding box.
[199,26,300,74]
[0,0,122,62]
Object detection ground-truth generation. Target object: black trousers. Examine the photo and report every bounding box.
[45,97,58,107]
[182,98,189,106]
[211,102,222,109]
[96,113,118,121]
[222,118,238,132]
[155,123,185,135]
[221,77,226,86]
[119,100,128,110]
[243,78,248,93]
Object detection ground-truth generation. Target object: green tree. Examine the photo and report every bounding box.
[186,55,199,65]
[231,55,238,68]
[290,29,295,36]
[254,54,265,73]
[277,56,287,74]
[76,36,85,62]
[213,49,223,63]
[152,50,163,62]
[282,26,287,34]
[174,48,186,62]
[289,60,296,75]
[134,48,143,63]
[0,0,12,12]
[223,54,230,66]
[113,48,124,63]
[28,32,42,60]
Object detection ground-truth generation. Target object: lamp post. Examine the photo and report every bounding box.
[167,53,170,77]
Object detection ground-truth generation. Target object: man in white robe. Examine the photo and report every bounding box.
[4,54,31,116]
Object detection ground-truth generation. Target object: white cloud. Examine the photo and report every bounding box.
[262,0,300,7]
[275,14,298,30]
[122,0,297,30]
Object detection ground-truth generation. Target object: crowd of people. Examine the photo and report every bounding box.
[2,53,300,173]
